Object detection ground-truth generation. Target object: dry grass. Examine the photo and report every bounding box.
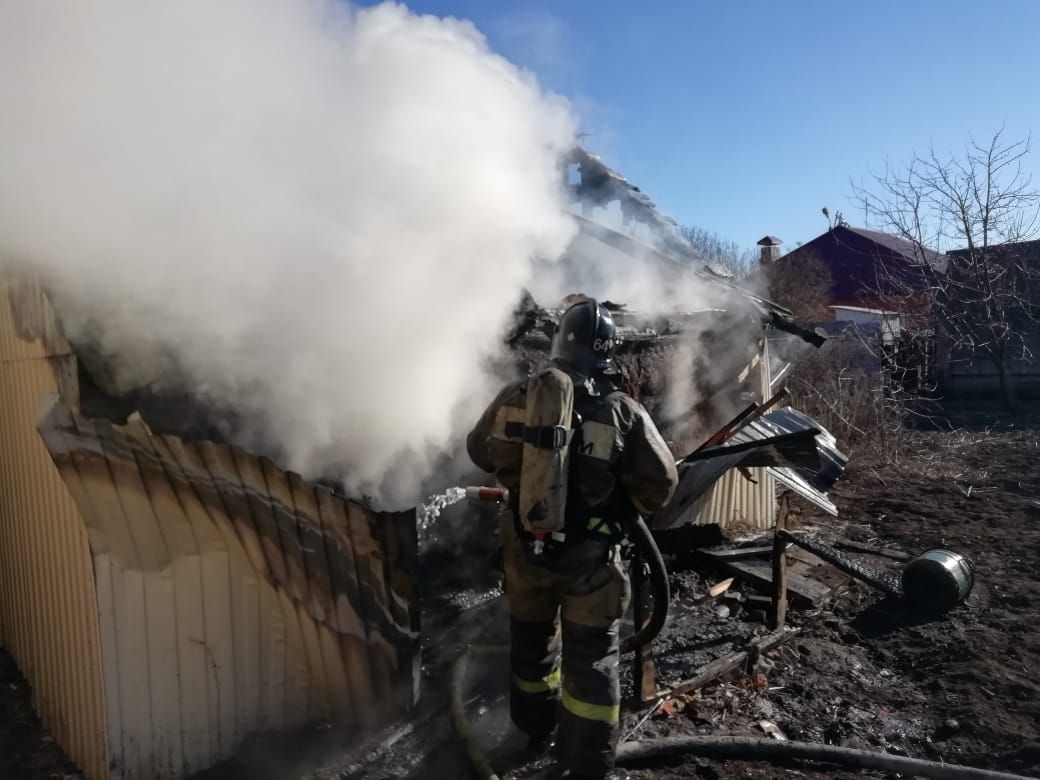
[787,337,904,455]
[785,335,1001,481]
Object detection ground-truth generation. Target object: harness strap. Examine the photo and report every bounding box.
[504,421,573,450]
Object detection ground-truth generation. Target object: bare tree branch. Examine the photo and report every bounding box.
[850,128,1040,411]
[677,226,757,278]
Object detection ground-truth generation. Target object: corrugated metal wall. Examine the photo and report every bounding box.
[0,276,109,780]
[0,273,421,780]
[686,467,776,530]
[38,401,419,780]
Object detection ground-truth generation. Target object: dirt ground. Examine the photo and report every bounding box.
[0,649,83,780]
[620,426,1040,779]
[2,428,1039,779]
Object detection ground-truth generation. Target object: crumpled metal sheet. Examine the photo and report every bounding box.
[762,408,848,498]
[655,407,848,528]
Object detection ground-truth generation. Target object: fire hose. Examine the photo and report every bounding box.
[450,645,1034,780]
[615,736,1035,780]
[619,512,669,654]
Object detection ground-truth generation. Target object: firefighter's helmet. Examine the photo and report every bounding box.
[550,298,617,375]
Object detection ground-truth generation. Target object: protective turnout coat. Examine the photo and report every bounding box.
[467,369,678,776]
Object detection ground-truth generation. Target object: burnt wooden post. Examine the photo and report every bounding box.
[631,551,657,703]
[771,493,791,630]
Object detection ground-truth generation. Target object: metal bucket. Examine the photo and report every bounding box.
[901,549,975,611]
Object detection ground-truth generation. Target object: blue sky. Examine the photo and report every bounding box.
[360,0,1040,253]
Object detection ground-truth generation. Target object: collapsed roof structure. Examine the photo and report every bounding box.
[512,148,846,528]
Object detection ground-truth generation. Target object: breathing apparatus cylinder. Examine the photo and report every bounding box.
[517,367,574,559]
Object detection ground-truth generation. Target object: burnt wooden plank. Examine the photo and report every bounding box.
[651,629,800,703]
[722,559,832,608]
[700,545,777,562]
[771,495,789,630]
[833,537,911,562]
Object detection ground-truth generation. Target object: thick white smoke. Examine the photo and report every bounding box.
[529,215,765,446]
[0,1,577,505]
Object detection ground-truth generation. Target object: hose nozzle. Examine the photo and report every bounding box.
[465,486,509,503]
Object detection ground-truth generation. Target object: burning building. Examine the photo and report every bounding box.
[0,2,854,776]
[0,142,847,779]
[0,139,848,780]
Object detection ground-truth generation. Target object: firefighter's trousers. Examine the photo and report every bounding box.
[499,514,631,776]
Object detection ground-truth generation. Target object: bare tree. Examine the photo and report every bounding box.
[852,127,1040,411]
[678,225,756,278]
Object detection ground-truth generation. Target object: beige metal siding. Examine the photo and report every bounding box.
[0,276,109,779]
[688,341,777,530]
[685,467,776,529]
[39,401,420,779]
[0,272,421,779]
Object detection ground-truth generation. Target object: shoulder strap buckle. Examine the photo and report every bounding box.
[504,422,571,450]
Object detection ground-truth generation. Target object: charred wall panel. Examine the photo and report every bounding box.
[38,401,420,779]
[0,274,72,363]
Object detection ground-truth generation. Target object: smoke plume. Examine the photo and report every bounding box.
[0,0,577,506]
[529,211,760,438]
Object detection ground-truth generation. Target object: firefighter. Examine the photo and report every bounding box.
[467,298,678,779]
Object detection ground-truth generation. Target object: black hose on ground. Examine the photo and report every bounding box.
[620,514,669,654]
[450,647,1035,780]
[616,735,1034,780]
[450,645,508,780]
